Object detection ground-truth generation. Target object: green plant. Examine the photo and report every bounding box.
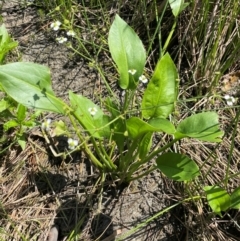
[0,24,38,150]
[204,185,240,216]
[0,13,223,184]
[0,93,41,150]
[0,24,18,64]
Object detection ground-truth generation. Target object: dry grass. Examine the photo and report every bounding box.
[0,133,98,241]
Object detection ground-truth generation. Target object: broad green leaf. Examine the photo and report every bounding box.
[204,186,231,216]
[17,104,26,122]
[4,119,18,130]
[168,0,189,17]
[0,24,18,63]
[230,186,240,209]
[0,24,9,45]
[22,120,36,127]
[148,118,176,134]
[69,91,110,139]
[0,62,65,113]
[108,14,146,89]
[156,152,200,181]
[175,112,224,142]
[142,53,178,119]
[126,117,154,139]
[126,117,172,139]
[138,132,153,160]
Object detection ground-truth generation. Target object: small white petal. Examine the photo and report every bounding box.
[46,119,51,124]
[139,75,148,84]
[67,30,75,37]
[230,97,236,103]
[50,21,61,31]
[68,145,74,150]
[88,107,97,116]
[73,140,78,146]
[68,138,78,150]
[68,138,73,144]
[226,101,233,106]
[56,37,67,43]
[128,69,137,75]
[41,118,52,131]
[224,95,230,100]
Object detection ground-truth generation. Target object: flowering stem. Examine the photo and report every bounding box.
[68,45,92,62]
[138,138,179,167]
[121,138,139,170]
[99,140,117,170]
[123,90,129,112]
[68,112,103,169]
[90,137,115,171]
[142,139,179,163]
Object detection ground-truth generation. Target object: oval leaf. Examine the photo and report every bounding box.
[108,14,146,89]
[126,117,156,139]
[142,53,178,119]
[204,186,231,216]
[175,112,224,142]
[126,117,174,139]
[0,62,65,113]
[138,132,153,160]
[148,118,176,134]
[156,152,200,181]
[69,91,110,139]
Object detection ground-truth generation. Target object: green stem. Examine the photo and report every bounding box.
[68,113,103,169]
[95,64,118,102]
[126,138,179,181]
[140,138,179,166]
[122,90,129,112]
[162,19,177,56]
[128,165,158,182]
[99,139,117,170]
[68,45,92,62]
[108,140,116,160]
[90,137,111,170]
[119,138,139,172]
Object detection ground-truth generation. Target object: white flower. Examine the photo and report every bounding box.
[128,69,137,75]
[68,138,78,150]
[50,20,61,31]
[121,90,126,97]
[139,75,148,84]
[66,30,75,37]
[56,36,67,43]
[224,95,236,106]
[41,119,51,131]
[88,107,97,116]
